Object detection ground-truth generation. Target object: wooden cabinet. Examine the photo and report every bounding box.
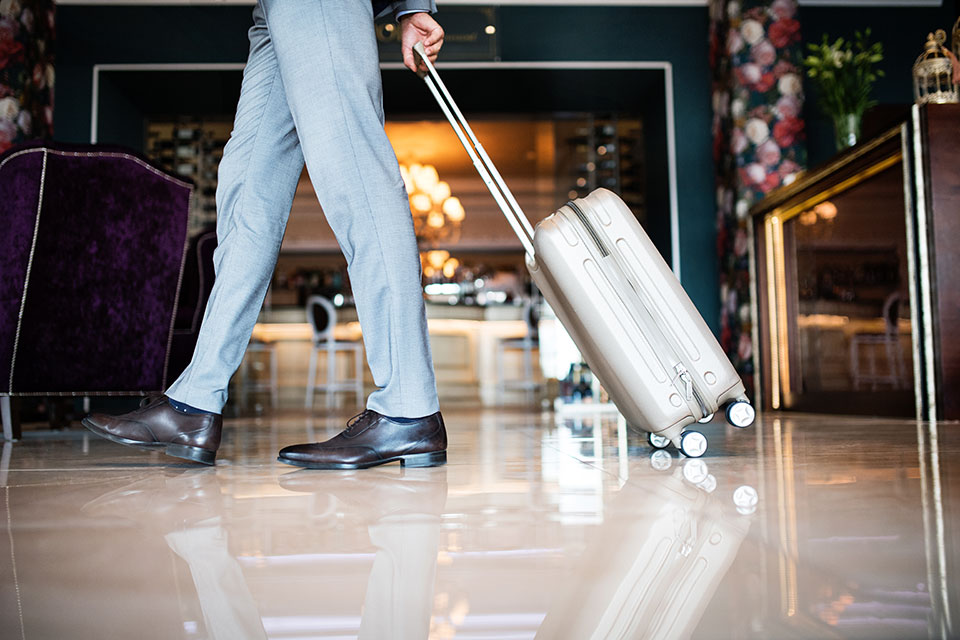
[751,104,959,420]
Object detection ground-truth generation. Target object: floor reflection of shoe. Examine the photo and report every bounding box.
[277,410,447,470]
[81,395,222,465]
[81,470,224,531]
[278,467,448,520]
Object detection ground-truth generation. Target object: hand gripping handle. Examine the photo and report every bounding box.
[412,41,536,257]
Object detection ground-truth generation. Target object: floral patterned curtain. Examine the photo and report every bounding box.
[709,0,806,399]
[0,0,54,153]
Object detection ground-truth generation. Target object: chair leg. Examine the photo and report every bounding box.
[326,343,336,409]
[523,341,534,405]
[270,347,279,409]
[895,338,906,390]
[2,396,22,441]
[354,347,363,408]
[1,440,11,486]
[495,343,504,406]
[47,397,72,430]
[850,340,859,390]
[306,348,317,410]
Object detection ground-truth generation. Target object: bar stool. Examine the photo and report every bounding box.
[305,295,364,409]
[495,298,541,404]
[238,339,279,412]
[850,292,905,390]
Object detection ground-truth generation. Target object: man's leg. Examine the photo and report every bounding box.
[359,514,442,638]
[82,3,304,464]
[166,525,268,640]
[166,3,305,413]
[261,0,439,420]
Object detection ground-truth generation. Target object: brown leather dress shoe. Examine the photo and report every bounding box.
[81,395,222,465]
[81,470,225,529]
[278,409,447,470]
[279,467,448,519]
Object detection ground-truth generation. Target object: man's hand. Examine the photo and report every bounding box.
[400,12,444,73]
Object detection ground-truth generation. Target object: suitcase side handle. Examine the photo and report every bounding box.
[412,41,537,257]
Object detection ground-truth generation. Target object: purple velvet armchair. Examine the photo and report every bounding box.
[0,141,196,440]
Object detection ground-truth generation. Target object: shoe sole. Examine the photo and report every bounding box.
[277,450,446,470]
[81,418,216,466]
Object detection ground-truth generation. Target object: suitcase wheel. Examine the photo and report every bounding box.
[733,485,759,515]
[725,401,756,429]
[682,459,718,492]
[649,449,673,471]
[679,430,708,458]
[682,458,710,485]
[697,412,715,424]
[647,432,671,450]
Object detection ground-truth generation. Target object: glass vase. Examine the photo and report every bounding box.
[832,112,862,151]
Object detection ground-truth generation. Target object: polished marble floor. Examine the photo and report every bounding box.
[0,407,957,639]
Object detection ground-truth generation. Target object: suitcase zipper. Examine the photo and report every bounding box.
[569,204,610,258]
[565,200,712,421]
[675,364,693,401]
[675,363,710,419]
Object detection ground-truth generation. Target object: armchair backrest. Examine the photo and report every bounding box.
[0,142,193,395]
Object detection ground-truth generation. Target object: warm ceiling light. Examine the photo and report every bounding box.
[427,211,446,228]
[431,181,451,204]
[442,196,465,222]
[427,250,450,270]
[408,163,424,189]
[815,201,838,220]
[411,193,433,214]
[443,258,460,279]
[798,210,818,226]
[484,25,496,35]
[417,164,440,191]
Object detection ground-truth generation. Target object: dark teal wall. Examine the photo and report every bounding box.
[496,7,717,333]
[55,6,253,142]
[55,4,718,330]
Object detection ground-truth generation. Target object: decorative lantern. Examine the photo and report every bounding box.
[913,30,959,105]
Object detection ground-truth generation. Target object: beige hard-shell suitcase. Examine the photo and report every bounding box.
[413,44,755,457]
[534,457,756,639]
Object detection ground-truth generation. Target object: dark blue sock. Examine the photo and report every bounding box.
[386,416,423,424]
[168,398,216,416]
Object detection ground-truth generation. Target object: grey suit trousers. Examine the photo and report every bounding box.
[166,0,440,418]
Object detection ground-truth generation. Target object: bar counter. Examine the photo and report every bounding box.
[245,303,539,407]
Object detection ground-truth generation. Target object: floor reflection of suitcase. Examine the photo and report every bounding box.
[533,458,755,640]
[413,44,756,457]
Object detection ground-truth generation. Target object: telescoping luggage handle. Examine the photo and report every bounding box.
[412,42,536,257]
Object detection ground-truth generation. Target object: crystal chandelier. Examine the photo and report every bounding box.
[422,249,460,279]
[400,162,465,279]
[400,163,465,245]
